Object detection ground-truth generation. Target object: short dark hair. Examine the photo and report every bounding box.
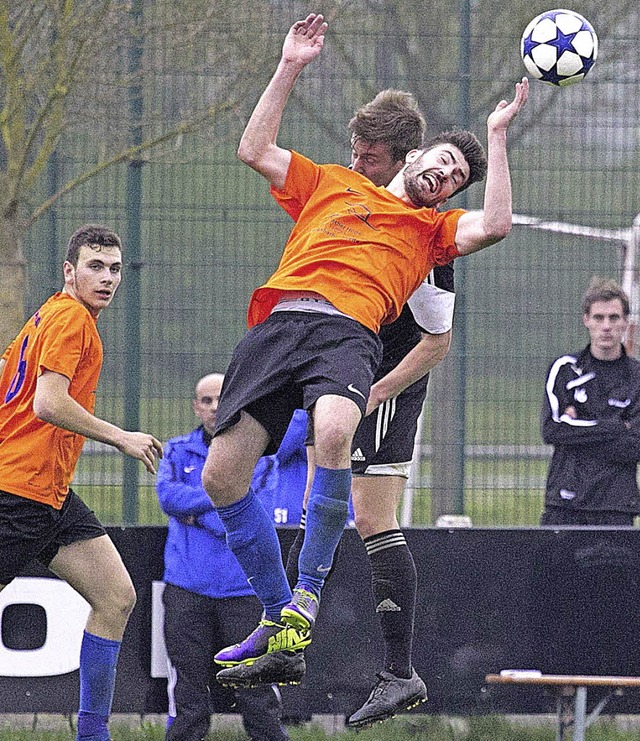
[582,277,630,316]
[422,129,488,195]
[348,90,426,162]
[65,224,122,265]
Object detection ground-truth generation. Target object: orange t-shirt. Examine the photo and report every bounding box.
[0,293,103,509]
[248,151,464,333]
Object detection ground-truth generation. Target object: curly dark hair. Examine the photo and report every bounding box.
[348,90,426,162]
[65,224,122,266]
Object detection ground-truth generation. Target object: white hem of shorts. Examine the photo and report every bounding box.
[354,461,411,478]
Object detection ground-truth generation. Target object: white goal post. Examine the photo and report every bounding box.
[511,212,640,353]
[403,212,640,526]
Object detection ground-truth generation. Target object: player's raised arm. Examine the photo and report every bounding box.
[454,77,529,255]
[237,13,328,190]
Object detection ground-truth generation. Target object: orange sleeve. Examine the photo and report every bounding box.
[2,341,14,363]
[432,209,464,265]
[38,306,88,382]
[277,151,323,206]
[269,150,321,220]
[270,185,303,222]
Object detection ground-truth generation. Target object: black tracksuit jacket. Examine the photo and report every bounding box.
[542,344,640,514]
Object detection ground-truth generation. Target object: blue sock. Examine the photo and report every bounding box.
[77,631,121,741]
[298,466,351,597]
[216,489,291,621]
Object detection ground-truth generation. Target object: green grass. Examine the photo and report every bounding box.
[3,716,640,741]
[74,484,166,525]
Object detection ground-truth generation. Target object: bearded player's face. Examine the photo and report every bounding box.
[403,144,470,208]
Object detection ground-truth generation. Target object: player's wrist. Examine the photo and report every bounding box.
[486,125,508,140]
[277,57,307,75]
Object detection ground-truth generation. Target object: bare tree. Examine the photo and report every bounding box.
[1,0,636,355]
[0,0,275,350]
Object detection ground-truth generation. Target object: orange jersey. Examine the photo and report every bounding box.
[248,151,464,333]
[0,293,103,509]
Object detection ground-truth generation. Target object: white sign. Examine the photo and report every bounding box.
[151,581,168,678]
[0,577,90,677]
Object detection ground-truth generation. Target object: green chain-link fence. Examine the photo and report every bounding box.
[19,0,640,525]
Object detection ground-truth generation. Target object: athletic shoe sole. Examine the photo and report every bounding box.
[347,691,427,728]
[280,605,314,631]
[281,589,319,631]
[347,670,428,729]
[216,650,306,689]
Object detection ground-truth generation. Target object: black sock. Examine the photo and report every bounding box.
[364,529,416,679]
[284,509,343,591]
[285,511,306,589]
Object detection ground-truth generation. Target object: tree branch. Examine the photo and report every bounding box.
[27,100,237,226]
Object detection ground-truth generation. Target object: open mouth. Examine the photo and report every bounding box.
[423,173,439,194]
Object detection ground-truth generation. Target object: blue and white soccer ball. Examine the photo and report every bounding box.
[520,9,598,87]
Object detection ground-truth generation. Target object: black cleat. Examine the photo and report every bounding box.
[347,669,427,729]
[216,650,306,689]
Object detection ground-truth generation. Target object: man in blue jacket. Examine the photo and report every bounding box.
[157,373,305,741]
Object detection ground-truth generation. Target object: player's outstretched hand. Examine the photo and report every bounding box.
[117,431,164,474]
[282,13,328,68]
[487,77,528,133]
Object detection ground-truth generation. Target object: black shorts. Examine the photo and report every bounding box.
[0,489,106,584]
[351,373,429,476]
[215,311,382,455]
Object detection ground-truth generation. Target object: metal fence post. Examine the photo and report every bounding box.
[123,0,144,525]
[430,0,471,520]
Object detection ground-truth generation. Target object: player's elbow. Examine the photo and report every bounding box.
[237,140,253,165]
[484,215,512,243]
[237,138,262,169]
[33,394,57,424]
[436,330,452,361]
[421,331,451,367]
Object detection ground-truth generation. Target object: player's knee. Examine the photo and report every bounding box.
[354,502,398,540]
[201,459,226,499]
[315,421,355,464]
[202,463,241,506]
[96,580,136,628]
[201,463,218,499]
[116,581,137,620]
[354,510,378,540]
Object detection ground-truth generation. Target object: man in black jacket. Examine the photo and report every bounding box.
[541,277,640,525]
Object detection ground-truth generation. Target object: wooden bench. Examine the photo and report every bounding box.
[485,672,640,740]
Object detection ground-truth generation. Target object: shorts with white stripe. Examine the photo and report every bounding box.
[351,372,429,477]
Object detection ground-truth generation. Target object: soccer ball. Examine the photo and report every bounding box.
[520,9,598,87]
